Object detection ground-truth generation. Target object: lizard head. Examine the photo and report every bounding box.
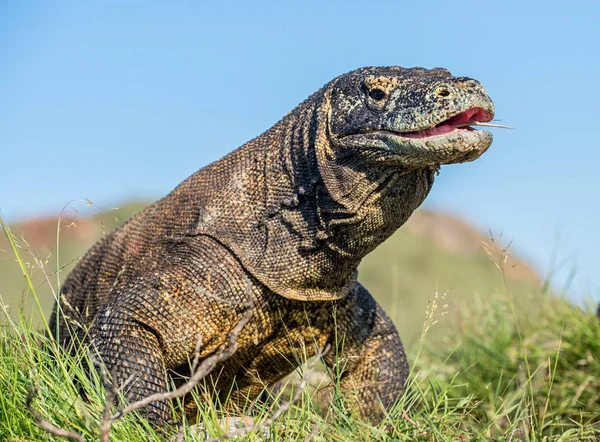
[328,66,495,167]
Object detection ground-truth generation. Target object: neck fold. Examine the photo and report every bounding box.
[191,91,434,301]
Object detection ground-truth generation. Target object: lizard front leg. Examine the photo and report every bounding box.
[89,278,172,425]
[88,259,254,426]
[325,284,409,423]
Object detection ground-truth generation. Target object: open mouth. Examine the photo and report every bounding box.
[400,107,494,139]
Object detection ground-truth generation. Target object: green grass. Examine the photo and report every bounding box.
[1,211,599,440]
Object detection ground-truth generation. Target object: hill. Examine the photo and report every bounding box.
[0,201,540,348]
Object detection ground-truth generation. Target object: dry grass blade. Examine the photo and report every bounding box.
[304,422,322,442]
[92,355,139,442]
[175,422,185,442]
[0,216,51,336]
[99,371,115,442]
[26,388,86,442]
[190,332,204,374]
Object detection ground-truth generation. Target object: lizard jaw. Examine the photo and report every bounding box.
[360,107,494,140]
[338,107,495,167]
[383,107,494,165]
[387,128,494,166]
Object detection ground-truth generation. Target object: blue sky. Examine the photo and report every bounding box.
[1,1,599,301]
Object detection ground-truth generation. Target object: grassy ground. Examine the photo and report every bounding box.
[1,213,599,441]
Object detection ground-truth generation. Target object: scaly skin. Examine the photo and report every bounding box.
[49,66,495,425]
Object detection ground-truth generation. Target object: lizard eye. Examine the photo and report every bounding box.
[369,88,386,101]
[436,88,451,97]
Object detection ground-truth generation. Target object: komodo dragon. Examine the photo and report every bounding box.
[49,66,496,425]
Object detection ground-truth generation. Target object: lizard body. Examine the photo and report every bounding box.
[50,66,495,424]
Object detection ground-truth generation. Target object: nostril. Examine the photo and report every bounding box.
[437,88,450,97]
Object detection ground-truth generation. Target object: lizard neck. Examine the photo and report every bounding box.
[192,92,435,301]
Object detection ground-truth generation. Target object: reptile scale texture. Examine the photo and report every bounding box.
[50,66,496,425]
